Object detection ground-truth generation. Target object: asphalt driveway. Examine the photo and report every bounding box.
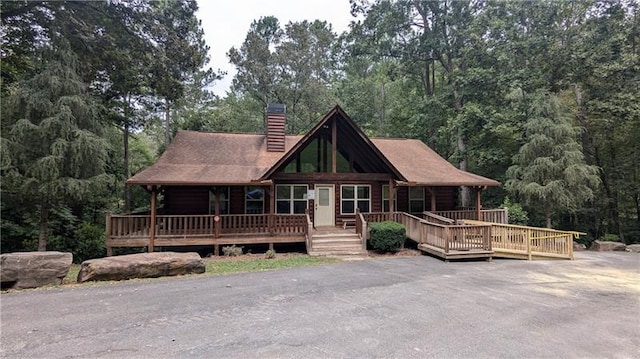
[1,252,638,358]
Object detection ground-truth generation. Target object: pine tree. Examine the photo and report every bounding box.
[506,91,600,228]
[1,42,110,251]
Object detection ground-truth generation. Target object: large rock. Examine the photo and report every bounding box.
[626,244,640,253]
[1,251,73,289]
[77,252,205,283]
[589,240,627,252]
[573,242,586,251]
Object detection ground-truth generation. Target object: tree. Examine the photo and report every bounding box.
[506,91,600,228]
[228,17,339,133]
[1,42,109,250]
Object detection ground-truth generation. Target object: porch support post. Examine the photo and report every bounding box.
[269,183,275,235]
[332,117,337,173]
[388,179,395,215]
[148,186,157,253]
[475,187,482,221]
[428,187,437,212]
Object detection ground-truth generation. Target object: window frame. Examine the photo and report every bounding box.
[408,187,425,213]
[275,184,309,214]
[340,184,371,214]
[209,187,230,215]
[244,186,265,214]
[382,185,398,212]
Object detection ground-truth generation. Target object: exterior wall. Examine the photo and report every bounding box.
[162,186,209,215]
[160,184,459,223]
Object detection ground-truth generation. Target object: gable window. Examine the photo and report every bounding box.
[341,185,370,214]
[276,185,308,214]
[209,187,230,214]
[409,187,425,213]
[245,187,264,214]
[382,185,398,212]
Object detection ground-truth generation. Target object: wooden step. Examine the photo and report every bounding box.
[309,234,366,256]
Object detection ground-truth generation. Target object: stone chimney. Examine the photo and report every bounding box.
[266,103,286,152]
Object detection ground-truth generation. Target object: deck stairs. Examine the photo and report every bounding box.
[309,228,366,256]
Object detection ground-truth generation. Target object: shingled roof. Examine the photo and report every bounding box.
[128,130,499,187]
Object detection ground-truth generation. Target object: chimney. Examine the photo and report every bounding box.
[266,103,286,152]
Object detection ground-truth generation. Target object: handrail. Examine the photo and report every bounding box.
[422,211,455,225]
[462,219,579,259]
[431,209,509,224]
[305,211,313,252]
[355,210,368,250]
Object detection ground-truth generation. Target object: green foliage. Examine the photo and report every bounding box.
[73,222,106,263]
[601,233,621,242]
[505,91,601,228]
[228,16,339,133]
[500,197,529,226]
[222,245,243,257]
[265,249,276,259]
[369,221,406,252]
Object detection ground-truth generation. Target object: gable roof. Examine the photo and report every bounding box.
[127,106,500,187]
[127,131,302,186]
[260,105,404,180]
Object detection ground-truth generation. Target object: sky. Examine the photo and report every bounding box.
[196,0,355,97]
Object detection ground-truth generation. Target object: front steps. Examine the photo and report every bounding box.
[309,233,367,256]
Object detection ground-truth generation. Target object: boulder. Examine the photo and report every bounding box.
[589,240,627,252]
[1,251,73,289]
[573,242,586,251]
[77,252,205,283]
[625,244,640,253]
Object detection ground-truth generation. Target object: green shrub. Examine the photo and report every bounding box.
[222,245,243,256]
[73,222,106,263]
[369,221,405,252]
[601,233,620,242]
[265,249,276,259]
[501,197,529,225]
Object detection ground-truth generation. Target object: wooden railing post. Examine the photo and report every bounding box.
[148,189,157,253]
[105,213,112,256]
[526,229,532,260]
[444,226,451,254]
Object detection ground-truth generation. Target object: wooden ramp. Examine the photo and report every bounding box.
[360,212,582,261]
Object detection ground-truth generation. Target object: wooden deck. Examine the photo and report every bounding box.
[105,209,579,260]
[106,213,311,255]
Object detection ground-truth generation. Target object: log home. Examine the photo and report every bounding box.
[109,105,580,260]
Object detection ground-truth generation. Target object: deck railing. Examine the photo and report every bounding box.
[462,220,577,259]
[365,212,492,255]
[431,209,509,224]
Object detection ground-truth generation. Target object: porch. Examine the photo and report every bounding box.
[105,208,579,261]
[105,213,312,256]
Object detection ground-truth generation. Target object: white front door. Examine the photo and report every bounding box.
[314,185,334,227]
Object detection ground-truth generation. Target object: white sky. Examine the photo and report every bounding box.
[196,0,355,97]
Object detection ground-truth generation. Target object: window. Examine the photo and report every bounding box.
[382,185,398,212]
[209,187,230,214]
[276,185,308,214]
[341,185,370,214]
[409,187,425,213]
[245,187,264,214]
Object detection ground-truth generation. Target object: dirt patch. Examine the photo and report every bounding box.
[366,248,422,257]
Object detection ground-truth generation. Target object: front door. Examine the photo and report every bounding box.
[314,185,334,227]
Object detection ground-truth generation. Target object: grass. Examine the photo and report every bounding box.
[205,254,338,275]
[61,254,338,285]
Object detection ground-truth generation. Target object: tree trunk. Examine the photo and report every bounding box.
[453,88,470,207]
[164,99,171,148]
[38,203,49,251]
[545,204,552,229]
[123,121,131,213]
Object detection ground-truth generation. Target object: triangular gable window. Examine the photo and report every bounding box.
[282,138,356,173]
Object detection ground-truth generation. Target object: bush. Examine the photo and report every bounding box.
[265,249,276,259]
[369,221,405,252]
[601,233,620,242]
[501,197,529,225]
[73,222,106,263]
[222,245,243,256]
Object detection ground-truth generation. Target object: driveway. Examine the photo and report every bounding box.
[1,252,638,358]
